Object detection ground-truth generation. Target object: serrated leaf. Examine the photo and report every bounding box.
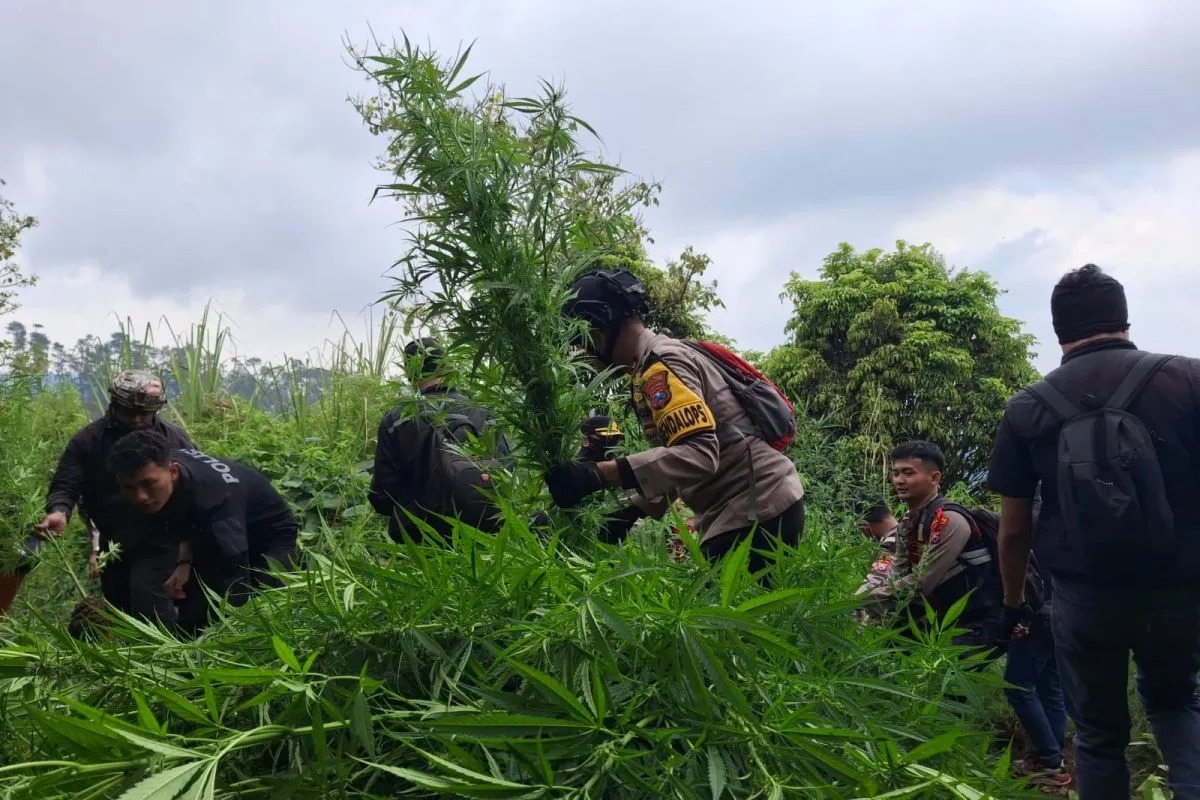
[114,761,204,800]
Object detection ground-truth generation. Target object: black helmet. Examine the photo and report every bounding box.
[403,336,444,377]
[563,268,649,361]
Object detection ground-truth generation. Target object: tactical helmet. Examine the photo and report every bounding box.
[404,336,445,377]
[563,268,649,361]
[109,370,168,411]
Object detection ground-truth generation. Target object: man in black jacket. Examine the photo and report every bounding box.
[989,264,1200,798]
[107,429,298,633]
[368,337,511,544]
[37,370,194,622]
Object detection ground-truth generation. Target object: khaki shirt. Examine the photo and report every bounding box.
[623,330,804,542]
[864,504,973,608]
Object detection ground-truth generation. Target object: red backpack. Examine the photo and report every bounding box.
[681,340,797,452]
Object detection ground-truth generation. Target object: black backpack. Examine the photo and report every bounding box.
[419,396,514,533]
[1024,352,1177,565]
[930,500,1047,612]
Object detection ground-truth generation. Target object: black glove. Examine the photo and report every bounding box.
[1000,603,1034,642]
[598,504,648,545]
[545,462,605,509]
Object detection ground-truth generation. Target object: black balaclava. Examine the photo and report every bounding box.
[1051,264,1129,345]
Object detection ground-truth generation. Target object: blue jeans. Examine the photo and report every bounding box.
[1053,581,1200,799]
[1005,611,1067,765]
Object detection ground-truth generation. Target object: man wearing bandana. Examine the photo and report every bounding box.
[37,370,195,623]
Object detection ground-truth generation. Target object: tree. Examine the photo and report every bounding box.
[761,240,1038,487]
[0,179,37,321]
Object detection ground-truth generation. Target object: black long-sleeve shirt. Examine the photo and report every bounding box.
[46,412,194,544]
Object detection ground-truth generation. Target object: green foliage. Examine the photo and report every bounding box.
[0,373,88,574]
[0,506,1035,799]
[762,241,1039,487]
[352,35,632,475]
[0,179,38,323]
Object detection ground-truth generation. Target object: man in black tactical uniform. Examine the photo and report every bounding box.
[37,370,194,623]
[368,337,512,544]
[107,429,298,634]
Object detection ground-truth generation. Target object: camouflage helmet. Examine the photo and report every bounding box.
[109,370,168,411]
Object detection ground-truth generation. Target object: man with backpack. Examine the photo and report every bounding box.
[858,441,1009,651]
[988,264,1200,799]
[369,337,513,544]
[544,267,805,576]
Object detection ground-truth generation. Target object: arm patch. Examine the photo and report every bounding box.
[637,361,717,446]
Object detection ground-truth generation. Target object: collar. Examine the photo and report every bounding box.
[1060,337,1137,365]
[159,461,191,518]
[631,328,667,371]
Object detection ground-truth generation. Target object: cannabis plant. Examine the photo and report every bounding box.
[351,35,649,474]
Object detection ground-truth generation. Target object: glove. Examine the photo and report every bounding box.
[598,504,647,544]
[1000,603,1034,642]
[545,462,605,509]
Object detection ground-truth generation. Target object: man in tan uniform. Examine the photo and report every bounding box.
[545,267,806,574]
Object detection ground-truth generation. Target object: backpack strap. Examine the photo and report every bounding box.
[1106,353,1174,411]
[1024,379,1079,422]
[658,341,761,522]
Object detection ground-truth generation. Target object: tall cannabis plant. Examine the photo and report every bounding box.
[351,36,646,472]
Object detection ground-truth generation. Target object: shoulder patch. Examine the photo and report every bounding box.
[636,360,716,446]
[643,370,671,410]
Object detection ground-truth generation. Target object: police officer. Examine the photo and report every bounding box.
[854,502,900,612]
[37,370,194,622]
[545,267,805,574]
[859,441,1003,651]
[107,429,298,634]
[368,337,511,544]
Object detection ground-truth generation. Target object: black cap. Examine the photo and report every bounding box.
[1051,264,1129,345]
[404,337,444,376]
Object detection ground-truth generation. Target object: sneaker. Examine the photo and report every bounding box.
[1017,756,1073,790]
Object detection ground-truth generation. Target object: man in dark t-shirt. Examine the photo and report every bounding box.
[988,264,1200,797]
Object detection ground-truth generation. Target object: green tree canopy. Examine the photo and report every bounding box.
[762,240,1038,487]
[0,179,37,321]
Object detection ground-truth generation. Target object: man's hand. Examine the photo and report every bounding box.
[35,511,68,539]
[544,463,605,509]
[164,563,191,601]
[1000,603,1034,642]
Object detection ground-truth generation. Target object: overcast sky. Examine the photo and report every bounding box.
[2,0,1197,375]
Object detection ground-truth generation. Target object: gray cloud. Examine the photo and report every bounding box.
[1,0,1197,360]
